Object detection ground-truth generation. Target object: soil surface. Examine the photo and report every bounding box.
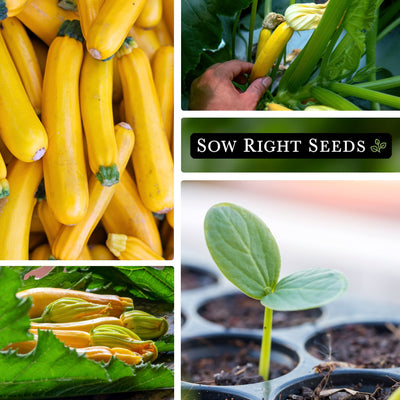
[198,293,322,329]
[308,323,400,368]
[181,338,294,385]
[181,266,217,291]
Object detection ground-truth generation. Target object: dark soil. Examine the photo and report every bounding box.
[181,266,218,291]
[181,339,294,386]
[307,323,400,369]
[198,293,322,329]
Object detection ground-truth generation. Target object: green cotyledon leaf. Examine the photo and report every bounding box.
[204,203,281,300]
[0,267,32,349]
[261,268,348,311]
[181,0,252,84]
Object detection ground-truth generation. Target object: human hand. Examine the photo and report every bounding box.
[189,60,272,110]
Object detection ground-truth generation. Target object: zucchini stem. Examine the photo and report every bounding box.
[259,306,273,380]
[247,0,259,62]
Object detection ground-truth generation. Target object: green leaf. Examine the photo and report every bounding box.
[204,203,281,300]
[261,268,348,311]
[0,267,32,348]
[155,334,174,353]
[181,0,252,82]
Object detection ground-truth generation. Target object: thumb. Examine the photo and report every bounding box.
[242,77,272,108]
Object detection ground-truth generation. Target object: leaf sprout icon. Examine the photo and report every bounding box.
[371,139,387,153]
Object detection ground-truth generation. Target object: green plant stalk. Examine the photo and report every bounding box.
[378,1,400,32]
[232,11,242,59]
[377,16,400,42]
[311,86,361,110]
[366,7,380,110]
[329,82,400,109]
[264,0,272,17]
[355,75,400,91]
[278,0,350,93]
[247,0,259,62]
[259,306,273,380]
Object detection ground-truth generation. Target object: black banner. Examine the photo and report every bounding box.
[190,133,392,159]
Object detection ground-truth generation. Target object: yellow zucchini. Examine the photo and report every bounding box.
[129,25,161,60]
[0,158,43,260]
[267,102,293,111]
[16,0,78,46]
[31,317,123,332]
[30,204,44,233]
[154,17,173,46]
[76,0,104,39]
[250,21,294,82]
[3,340,36,354]
[86,0,147,60]
[30,36,48,76]
[102,170,162,255]
[17,287,133,318]
[29,329,90,348]
[151,45,174,147]
[0,32,47,163]
[30,243,54,260]
[42,20,89,226]
[37,199,62,247]
[117,38,173,214]
[0,0,29,19]
[136,0,162,29]
[0,151,9,199]
[75,346,113,362]
[1,17,43,114]
[80,50,118,186]
[106,233,165,261]
[162,0,173,39]
[52,123,135,260]
[89,244,117,260]
[256,27,272,60]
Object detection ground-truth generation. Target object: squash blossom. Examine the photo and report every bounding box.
[121,310,169,339]
[285,1,329,31]
[90,324,158,362]
[37,297,111,323]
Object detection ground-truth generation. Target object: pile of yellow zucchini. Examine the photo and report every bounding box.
[5,287,169,364]
[0,0,174,260]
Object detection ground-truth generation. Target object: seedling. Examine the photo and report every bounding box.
[204,203,348,380]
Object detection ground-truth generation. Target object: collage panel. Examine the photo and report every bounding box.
[182,0,400,111]
[181,180,400,400]
[0,265,174,398]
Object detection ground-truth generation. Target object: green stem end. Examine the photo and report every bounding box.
[96,164,120,187]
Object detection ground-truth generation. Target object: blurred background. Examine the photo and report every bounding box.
[181,180,400,305]
[182,119,400,172]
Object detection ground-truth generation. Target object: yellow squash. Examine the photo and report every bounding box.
[76,0,104,39]
[29,329,90,348]
[52,123,135,260]
[0,0,29,19]
[30,243,54,260]
[86,0,147,60]
[0,158,43,260]
[0,32,47,163]
[0,151,9,199]
[80,50,118,186]
[42,20,89,226]
[106,233,165,261]
[31,317,123,332]
[89,244,117,260]
[151,45,174,147]
[129,25,161,60]
[162,0,173,39]
[136,0,162,29]
[102,170,163,255]
[154,17,173,46]
[117,38,173,214]
[1,17,43,114]
[250,21,294,82]
[16,0,77,46]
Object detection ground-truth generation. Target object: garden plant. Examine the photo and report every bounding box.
[182,0,400,110]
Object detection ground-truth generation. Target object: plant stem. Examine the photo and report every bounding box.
[377,16,400,42]
[264,0,272,16]
[278,0,350,93]
[247,0,259,62]
[354,75,400,91]
[232,11,242,59]
[366,7,380,110]
[329,82,400,109]
[259,307,273,380]
[311,86,361,110]
[378,1,400,32]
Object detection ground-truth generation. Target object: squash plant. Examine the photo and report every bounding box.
[182,0,400,110]
[204,203,348,379]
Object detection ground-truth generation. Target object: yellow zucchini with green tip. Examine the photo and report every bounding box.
[86,0,147,60]
[42,20,89,226]
[117,38,173,214]
[52,123,135,260]
[80,50,118,186]
[1,17,43,115]
[0,158,43,260]
[0,31,47,163]
[0,0,29,19]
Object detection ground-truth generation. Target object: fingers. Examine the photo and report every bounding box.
[214,60,254,80]
[241,77,272,108]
